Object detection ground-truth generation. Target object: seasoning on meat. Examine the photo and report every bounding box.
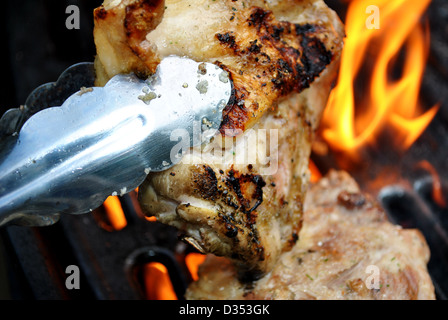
[93,0,344,278]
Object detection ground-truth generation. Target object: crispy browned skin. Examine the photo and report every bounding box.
[93,0,165,84]
[139,98,315,279]
[94,0,343,134]
[186,171,435,300]
[214,7,334,134]
[93,0,344,278]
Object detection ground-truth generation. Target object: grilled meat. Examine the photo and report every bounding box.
[186,170,436,300]
[93,0,165,86]
[93,0,344,278]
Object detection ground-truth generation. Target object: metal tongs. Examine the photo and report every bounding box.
[0,56,232,227]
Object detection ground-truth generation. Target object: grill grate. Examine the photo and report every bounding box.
[379,177,448,300]
[3,193,193,299]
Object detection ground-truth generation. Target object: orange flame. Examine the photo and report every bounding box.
[309,160,322,183]
[416,160,447,208]
[185,253,206,281]
[102,188,158,228]
[321,0,438,158]
[102,195,127,230]
[143,262,178,300]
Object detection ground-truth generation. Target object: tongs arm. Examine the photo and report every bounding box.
[0,56,232,227]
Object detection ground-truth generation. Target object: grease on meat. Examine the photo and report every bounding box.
[93,0,344,278]
[186,171,435,300]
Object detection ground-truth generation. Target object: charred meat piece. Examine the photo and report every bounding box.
[186,170,435,300]
[93,0,166,84]
[93,0,344,278]
[94,0,344,133]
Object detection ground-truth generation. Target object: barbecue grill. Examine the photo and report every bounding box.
[0,0,447,300]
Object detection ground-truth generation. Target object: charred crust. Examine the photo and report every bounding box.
[225,225,239,238]
[193,165,219,200]
[238,267,265,282]
[219,213,239,238]
[191,166,269,273]
[247,7,271,30]
[271,25,285,40]
[214,6,333,134]
[288,230,299,247]
[294,23,316,35]
[226,169,266,216]
[222,168,267,265]
[248,174,267,214]
[271,23,333,93]
[124,0,165,39]
[247,39,262,54]
[216,32,238,50]
[287,215,303,250]
[294,34,332,89]
[94,6,109,20]
[217,65,250,135]
[226,170,245,208]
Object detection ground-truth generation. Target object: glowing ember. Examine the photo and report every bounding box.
[145,216,157,222]
[309,160,322,183]
[416,160,447,208]
[185,253,206,281]
[102,195,127,230]
[143,262,177,300]
[321,0,438,158]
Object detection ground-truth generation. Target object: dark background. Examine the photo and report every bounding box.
[0,0,102,115]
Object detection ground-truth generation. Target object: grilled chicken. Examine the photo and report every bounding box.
[93,0,344,278]
[186,170,436,300]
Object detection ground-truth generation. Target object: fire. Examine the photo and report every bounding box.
[309,160,322,183]
[142,254,206,300]
[417,160,447,208]
[145,216,157,222]
[102,195,127,230]
[185,253,207,281]
[99,188,160,230]
[321,0,438,158]
[143,262,178,300]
